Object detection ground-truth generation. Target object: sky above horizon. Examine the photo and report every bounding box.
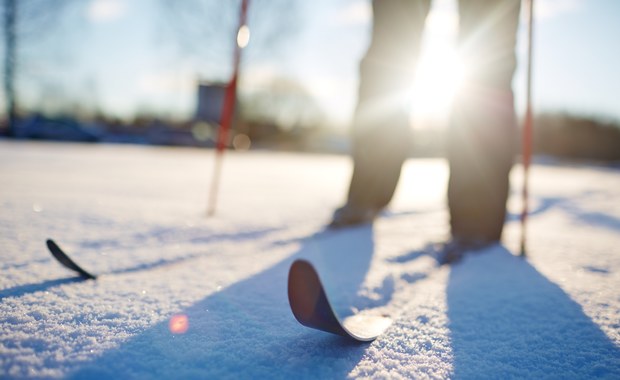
[8,0,620,129]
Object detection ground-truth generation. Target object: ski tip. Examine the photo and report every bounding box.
[288,259,391,342]
[288,259,323,323]
[46,238,97,280]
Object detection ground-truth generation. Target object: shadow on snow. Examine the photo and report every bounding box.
[68,225,381,379]
[447,246,620,378]
[507,194,620,232]
[0,277,83,300]
[0,226,285,300]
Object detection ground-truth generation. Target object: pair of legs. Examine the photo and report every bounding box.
[335,0,521,244]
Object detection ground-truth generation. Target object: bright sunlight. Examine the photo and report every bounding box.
[409,48,465,129]
[408,0,464,130]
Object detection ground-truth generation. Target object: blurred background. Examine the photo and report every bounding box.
[0,0,618,161]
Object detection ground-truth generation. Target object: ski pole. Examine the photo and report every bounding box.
[520,0,534,257]
[207,0,250,216]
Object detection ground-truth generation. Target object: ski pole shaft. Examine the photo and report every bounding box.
[520,0,534,256]
[207,0,250,216]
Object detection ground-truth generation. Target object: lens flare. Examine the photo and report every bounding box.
[237,25,250,48]
[169,314,189,334]
[232,133,251,150]
[410,49,465,124]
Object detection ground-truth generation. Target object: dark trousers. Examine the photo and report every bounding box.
[347,0,521,242]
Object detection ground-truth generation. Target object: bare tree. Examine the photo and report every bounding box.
[1,0,77,136]
[241,77,326,131]
[3,0,16,136]
[157,0,303,80]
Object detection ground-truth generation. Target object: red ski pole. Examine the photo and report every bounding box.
[520,0,534,256]
[208,0,250,216]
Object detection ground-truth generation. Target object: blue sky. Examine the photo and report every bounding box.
[13,0,620,128]
[527,0,620,120]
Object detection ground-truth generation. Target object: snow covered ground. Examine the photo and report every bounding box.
[1,140,619,379]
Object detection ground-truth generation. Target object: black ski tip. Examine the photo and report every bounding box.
[46,239,97,280]
[288,259,391,342]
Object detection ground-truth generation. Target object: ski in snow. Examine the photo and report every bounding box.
[287,259,392,342]
[47,239,390,340]
[46,239,97,280]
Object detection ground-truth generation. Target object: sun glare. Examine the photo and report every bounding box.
[169,314,189,334]
[409,48,465,128]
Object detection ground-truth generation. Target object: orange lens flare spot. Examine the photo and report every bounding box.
[169,314,189,334]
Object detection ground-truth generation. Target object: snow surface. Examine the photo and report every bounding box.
[1,140,619,379]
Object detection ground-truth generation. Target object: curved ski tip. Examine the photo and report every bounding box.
[288,259,323,321]
[288,259,392,341]
[46,238,97,280]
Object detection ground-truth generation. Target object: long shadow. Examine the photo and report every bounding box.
[79,225,283,252]
[506,194,620,232]
[0,277,84,300]
[447,247,620,378]
[2,226,285,300]
[69,225,380,379]
[388,244,435,264]
[505,195,564,223]
[0,250,221,300]
[561,203,620,231]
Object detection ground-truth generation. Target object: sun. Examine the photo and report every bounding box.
[409,48,465,129]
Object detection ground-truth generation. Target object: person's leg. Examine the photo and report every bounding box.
[448,0,521,242]
[332,0,431,227]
